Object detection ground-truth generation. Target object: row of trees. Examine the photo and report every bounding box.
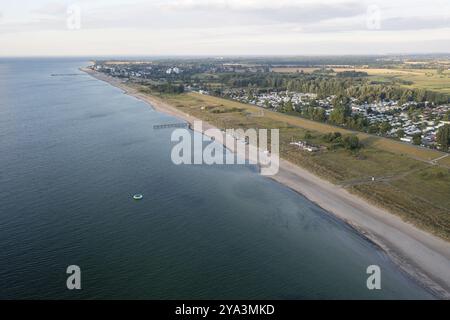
[437,125,450,151]
[217,73,449,104]
[149,83,185,94]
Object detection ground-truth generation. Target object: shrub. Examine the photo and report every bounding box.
[304,131,313,139]
[322,132,342,143]
[342,135,361,150]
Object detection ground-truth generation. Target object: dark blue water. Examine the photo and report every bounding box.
[0,59,433,299]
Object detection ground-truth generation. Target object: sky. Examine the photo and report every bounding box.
[0,0,449,57]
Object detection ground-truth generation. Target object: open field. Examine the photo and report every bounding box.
[147,90,450,239]
[336,67,450,94]
[439,155,450,166]
[271,66,450,95]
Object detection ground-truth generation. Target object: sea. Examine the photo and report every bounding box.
[0,58,434,299]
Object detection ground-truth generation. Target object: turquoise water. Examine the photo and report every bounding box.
[0,59,433,299]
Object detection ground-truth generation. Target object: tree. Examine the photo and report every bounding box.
[329,107,350,125]
[368,125,379,134]
[312,108,326,122]
[444,111,450,122]
[412,133,422,146]
[329,94,351,125]
[332,94,351,111]
[346,114,368,130]
[436,124,450,151]
[286,100,294,112]
[309,99,318,108]
[323,132,342,143]
[397,129,405,139]
[379,122,392,135]
[343,135,361,150]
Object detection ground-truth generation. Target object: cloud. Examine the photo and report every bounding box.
[381,16,450,31]
[2,0,448,33]
[32,2,67,16]
[158,0,365,24]
[0,0,449,55]
[160,0,354,11]
[55,0,366,31]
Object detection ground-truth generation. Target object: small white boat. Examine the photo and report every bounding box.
[133,194,143,200]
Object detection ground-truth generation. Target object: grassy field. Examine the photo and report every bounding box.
[439,156,450,166]
[271,66,450,95]
[149,90,450,240]
[337,67,450,95]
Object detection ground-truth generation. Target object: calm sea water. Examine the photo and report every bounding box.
[0,59,434,299]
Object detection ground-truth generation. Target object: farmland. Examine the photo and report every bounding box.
[273,65,450,95]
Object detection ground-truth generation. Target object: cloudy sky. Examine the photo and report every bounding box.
[0,0,449,56]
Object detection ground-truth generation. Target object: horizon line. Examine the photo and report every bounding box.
[1,52,450,59]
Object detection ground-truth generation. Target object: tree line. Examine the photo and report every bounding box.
[216,73,449,105]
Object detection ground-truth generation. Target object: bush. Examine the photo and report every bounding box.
[322,132,342,143]
[342,135,361,150]
[412,133,422,146]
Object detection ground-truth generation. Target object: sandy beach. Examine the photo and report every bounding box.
[82,67,450,299]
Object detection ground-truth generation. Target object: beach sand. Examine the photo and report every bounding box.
[82,67,450,299]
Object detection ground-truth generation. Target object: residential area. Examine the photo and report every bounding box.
[221,89,450,150]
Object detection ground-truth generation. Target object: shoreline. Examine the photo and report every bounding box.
[82,67,450,299]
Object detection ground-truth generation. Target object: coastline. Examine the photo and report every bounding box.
[82,67,450,299]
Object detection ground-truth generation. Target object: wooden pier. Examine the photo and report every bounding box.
[153,123,189,130]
